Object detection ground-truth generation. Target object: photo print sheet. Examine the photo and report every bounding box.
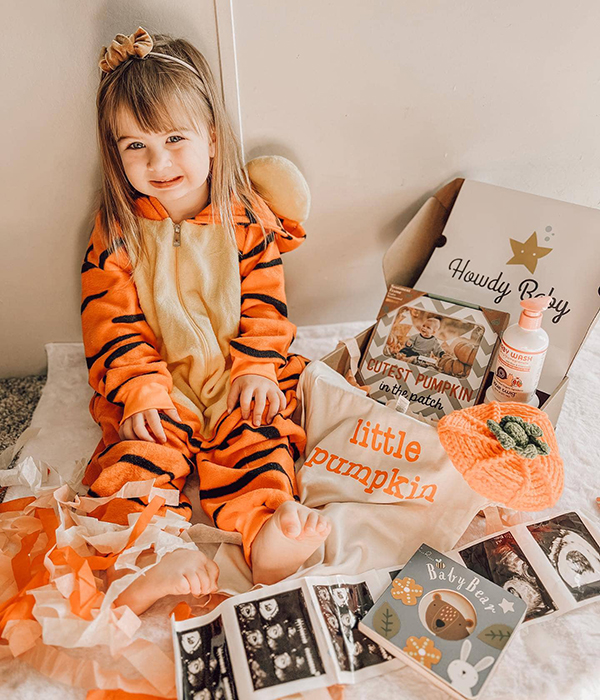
[528,512,600,603]
[382,306,485,382]
[172,570,399,700]
[449,510,600,624]
[308,575,400,683]
[235,589,324,690]
[176,614,237,700]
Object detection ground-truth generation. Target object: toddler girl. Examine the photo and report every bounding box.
[81,27,330,612]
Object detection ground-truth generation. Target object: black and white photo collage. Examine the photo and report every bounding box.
[176,616,238,700]
[528,511,600,602]
[459,531,557,622]
[234,589,325,690]
[457,510,600,622]
[313,582,393,672]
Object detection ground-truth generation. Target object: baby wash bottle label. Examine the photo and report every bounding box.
[491,340,547,400]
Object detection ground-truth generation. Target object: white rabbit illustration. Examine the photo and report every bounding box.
[447,639,494,697]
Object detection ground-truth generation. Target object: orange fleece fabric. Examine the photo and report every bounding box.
[81,194,305,438]
[81,194,308,558]
[83,353,308,562]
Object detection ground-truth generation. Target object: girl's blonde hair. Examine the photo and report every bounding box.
[95,32,265,267]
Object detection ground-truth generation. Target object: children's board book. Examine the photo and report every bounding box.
[172,570,401,700]
[449,510,600,625]
[358,285,509,424]
[358,544,527,699]
[416,179,600,397]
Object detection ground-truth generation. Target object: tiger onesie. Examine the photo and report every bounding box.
[80,192,309,563]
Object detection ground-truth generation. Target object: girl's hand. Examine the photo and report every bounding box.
[227,375,286,426]
[118,407,182,443]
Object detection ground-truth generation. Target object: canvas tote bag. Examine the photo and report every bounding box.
[295,360,489,575]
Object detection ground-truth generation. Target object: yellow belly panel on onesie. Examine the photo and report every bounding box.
[132,217,241,439]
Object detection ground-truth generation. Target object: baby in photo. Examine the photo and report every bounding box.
[398,316,447,363]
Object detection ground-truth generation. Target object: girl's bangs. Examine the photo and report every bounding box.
[106,67,209,141]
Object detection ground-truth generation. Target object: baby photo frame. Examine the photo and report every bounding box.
[359,285,509,423]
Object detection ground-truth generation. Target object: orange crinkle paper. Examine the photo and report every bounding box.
[0,481,210,699]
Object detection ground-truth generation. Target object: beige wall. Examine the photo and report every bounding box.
[3,1,600,376]
[1,1,222,377]
[234,0,600,328]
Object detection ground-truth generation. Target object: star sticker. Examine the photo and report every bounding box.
[499,598,515,614]
[507,232,552,274]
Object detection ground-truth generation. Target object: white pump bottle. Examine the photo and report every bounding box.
[485,296,551,407]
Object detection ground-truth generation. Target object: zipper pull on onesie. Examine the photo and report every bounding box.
[173,222,182,247]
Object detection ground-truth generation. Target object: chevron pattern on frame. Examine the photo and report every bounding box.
[359,291,505,424]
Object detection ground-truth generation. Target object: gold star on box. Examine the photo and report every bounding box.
[507,232,552,274]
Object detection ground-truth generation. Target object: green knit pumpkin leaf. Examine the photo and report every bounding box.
[523,421,543,438]
[486,416,550,459]
[503,422,529,447]
[500,415,527,430]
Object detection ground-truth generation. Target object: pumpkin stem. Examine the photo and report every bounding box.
[486,416,550,459]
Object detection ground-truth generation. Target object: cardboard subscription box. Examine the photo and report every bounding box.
[322,178,600,426]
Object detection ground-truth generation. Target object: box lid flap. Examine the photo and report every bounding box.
[383,178,464,288]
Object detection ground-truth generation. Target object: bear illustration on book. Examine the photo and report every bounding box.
[425,593,474,641]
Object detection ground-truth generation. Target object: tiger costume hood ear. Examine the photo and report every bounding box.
[246,155,311,224]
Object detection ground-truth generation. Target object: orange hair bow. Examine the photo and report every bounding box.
[98,26,153,73]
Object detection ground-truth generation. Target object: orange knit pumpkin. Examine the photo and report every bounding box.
[437,402,563,511]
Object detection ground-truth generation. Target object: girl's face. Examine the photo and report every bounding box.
[116,107,215,220]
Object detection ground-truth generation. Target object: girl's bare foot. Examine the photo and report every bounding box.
[251,501,331,585]
[112,548,219,615]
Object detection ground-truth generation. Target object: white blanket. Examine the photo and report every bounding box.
[1,320,600,700]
